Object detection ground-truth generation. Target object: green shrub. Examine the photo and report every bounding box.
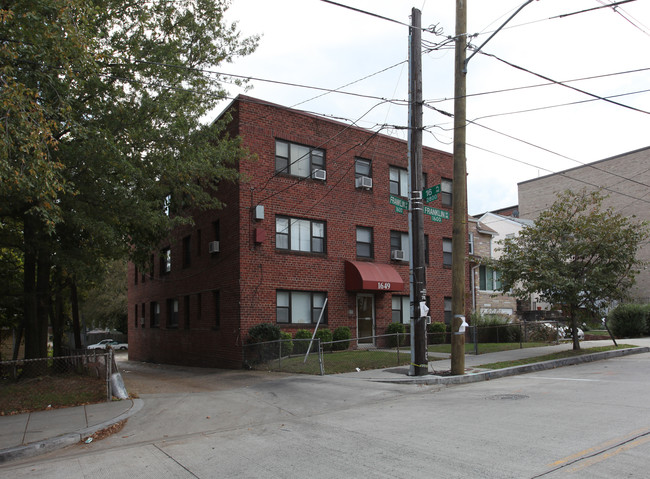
[427,321,447,344]
[386,322,406,347]
[293,329,313,354]
[608,304,648,338]
[245,323,283,364]
[247,323,281,344]
[280,331,293,356]
[315,328,333,352]
[332,326,351,351]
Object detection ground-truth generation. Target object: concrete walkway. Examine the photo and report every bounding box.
[1,337,648,464]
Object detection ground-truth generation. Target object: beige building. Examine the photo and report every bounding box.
[469,215,522,318]
[518,146,650,302]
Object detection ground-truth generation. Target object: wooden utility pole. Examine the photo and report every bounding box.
[451,0,467,376]
[409,7,428,376]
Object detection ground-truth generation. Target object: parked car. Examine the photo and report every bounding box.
[87,339,128,350]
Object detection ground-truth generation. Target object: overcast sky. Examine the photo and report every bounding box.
[215,0,650,215]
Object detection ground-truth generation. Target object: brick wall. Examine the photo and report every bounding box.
[128,96,469,368]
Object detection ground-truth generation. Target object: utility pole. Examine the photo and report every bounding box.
[451,0,467,376]
[408,7,428,376]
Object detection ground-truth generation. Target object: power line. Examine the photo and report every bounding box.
[476,49,650,116]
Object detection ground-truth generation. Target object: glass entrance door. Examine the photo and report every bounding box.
[356,294,375,344]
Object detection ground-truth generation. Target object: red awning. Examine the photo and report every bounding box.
[344,261,405,292]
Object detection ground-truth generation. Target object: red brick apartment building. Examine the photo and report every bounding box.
[127,96,469,368]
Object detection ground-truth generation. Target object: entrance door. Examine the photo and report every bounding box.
[356,294,375,344]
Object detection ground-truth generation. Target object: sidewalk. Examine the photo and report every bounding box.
[0,398,144,464]
[1,338,648,465]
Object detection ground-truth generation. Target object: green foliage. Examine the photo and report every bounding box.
[315,329,333,352]
[386,322,406,347]
[332,326,352,351]
[427,321,447,344]
[608,304,649,338]
[293,329,313,354]
[2,0,259,359]
[247,323,281,344]
[280,331,293,356]
[488,190,649,350]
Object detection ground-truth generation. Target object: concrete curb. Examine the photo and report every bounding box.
[373,346,650,386]
[0,398,144,465]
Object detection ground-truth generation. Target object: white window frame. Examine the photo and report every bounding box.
[276,216,326,253]
[275,140,325,178]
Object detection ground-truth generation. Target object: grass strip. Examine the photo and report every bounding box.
[476,344,637,370]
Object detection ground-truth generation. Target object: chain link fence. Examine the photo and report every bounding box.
[243,334,410,375]
[0,350,115,415]
[243,322,566,376]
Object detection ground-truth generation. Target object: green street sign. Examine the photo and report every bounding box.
[424,205,450,221]
[423,184,441,204]
[389,195,408,214]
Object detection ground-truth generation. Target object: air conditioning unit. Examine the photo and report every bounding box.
[355,176,373,189]
[140,317,145,327]
[391,250,406,261]
[208,241,220,254]
[312,169,327,181]
[425,316,432,325]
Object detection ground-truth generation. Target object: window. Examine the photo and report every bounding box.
[479,265,502,291]
[167,298,178,328]
[134,305,138,328]
[390,231,410,261]
[141,304,145,328]
[356,226,373,258]
[276,216,326,253]
[443,238,452,267]
[444,297,452,325]
[275,140,325,178]
[213,290,220,330]
[182,236,191,268]
[468,232,474,255]
[392,296,410,324]
[160,247,171,274]
[196,229,202,257]
[184,295,191,329]
[441,179,452,207]
[389,166,408,197]
[151,301,160,328]
[276,291,327,324]
[355,158,372,178]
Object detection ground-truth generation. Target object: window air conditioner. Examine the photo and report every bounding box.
[425,316,432,325]
[355,176,373,189]
[140,317,145,326]
[391,250,406,261]
[208,241,220,254]
[312,169,327,181]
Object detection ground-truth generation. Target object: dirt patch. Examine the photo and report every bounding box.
[115,353,289,395]
[0,375,106,416]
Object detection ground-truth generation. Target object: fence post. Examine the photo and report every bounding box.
[519,323,523,349]
[318,339,324,376]
[473,325,478,355]
[106,349,113,401]
[278,340,282,372]
[396,333,400,365]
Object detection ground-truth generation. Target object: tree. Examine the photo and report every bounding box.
[1,0,258,359]
[488,190,648,350]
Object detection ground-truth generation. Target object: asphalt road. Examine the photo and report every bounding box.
[2,351,650,478]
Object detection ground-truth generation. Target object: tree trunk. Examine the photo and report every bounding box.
[23,216,40,360]
[570,310,580,351]
[51,271,65,357]
[36,247,51,359]
[71,278,82,349]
